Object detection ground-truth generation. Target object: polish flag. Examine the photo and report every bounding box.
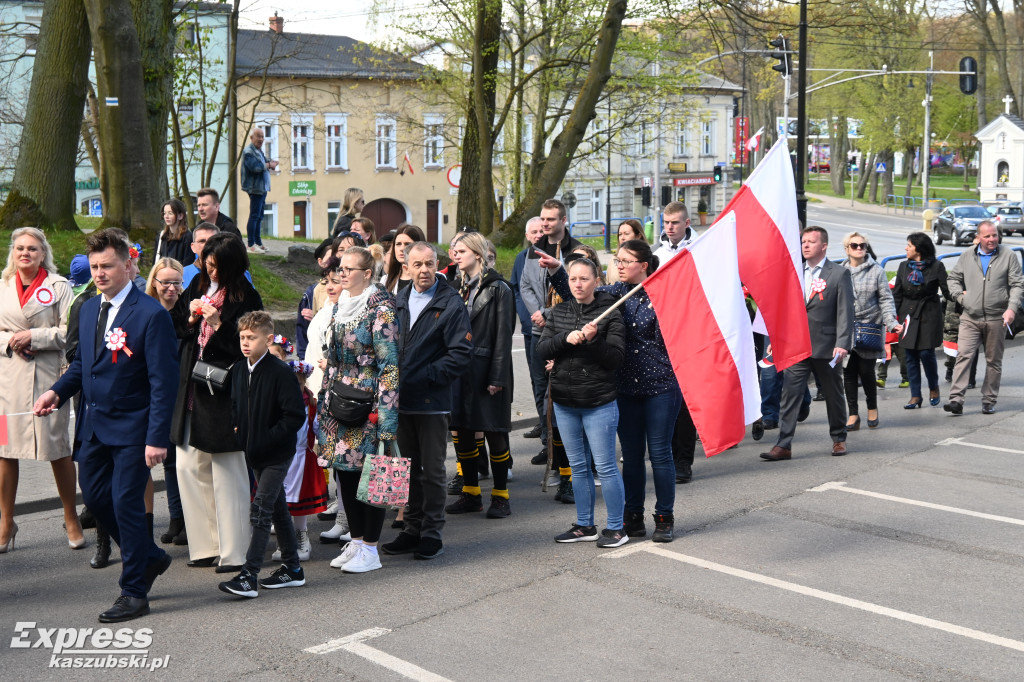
[745,126,765,152]
[644,213,761,456]
[712,136,810,371]
[403,150,415,175]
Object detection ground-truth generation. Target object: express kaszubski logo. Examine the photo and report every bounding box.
[10,622,170,671]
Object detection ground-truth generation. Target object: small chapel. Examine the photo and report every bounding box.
[975,95,1024,203]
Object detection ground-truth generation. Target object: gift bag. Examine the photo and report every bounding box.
[356,441,409,508]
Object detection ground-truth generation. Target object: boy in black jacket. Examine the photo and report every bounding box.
[219,311,307,598]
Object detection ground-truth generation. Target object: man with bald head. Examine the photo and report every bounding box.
[241,128,279,254]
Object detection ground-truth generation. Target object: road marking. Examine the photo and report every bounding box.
[807,481,1024,526]
[936,437,1024,455]
[305,628,453,681]
[604,544,1024,653]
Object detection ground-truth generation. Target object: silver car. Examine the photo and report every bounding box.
[990,204,1024,236]
[934,205,990,246]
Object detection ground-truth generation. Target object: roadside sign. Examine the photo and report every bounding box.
[288,181,316,197]
[88,199,102,217]
[447,165,461,189]
[875,162,887,173]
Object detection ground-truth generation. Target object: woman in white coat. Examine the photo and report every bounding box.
[0,227,83,552]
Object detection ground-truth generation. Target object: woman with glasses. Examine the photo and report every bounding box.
[840,233,899,429]
[893,232,951,409]
[145,258,188,545]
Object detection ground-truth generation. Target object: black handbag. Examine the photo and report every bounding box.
[327,379,373,426]
[191,360,231,395]
[854,322,884,352]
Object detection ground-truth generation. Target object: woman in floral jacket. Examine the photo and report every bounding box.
[317,247,399,574]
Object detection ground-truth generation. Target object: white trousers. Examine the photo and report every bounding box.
[176,417,250,566]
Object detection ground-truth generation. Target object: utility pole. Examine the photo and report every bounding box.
[796,0,809,227]
[921,51,933,210]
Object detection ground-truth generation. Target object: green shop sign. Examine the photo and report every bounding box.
[289,181,316,197]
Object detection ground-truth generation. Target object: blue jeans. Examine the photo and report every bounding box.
[617,388,680,516]
[552,401,624,530]
[163,444,182,520]
[246,192,266,246]
[905,348,938,399]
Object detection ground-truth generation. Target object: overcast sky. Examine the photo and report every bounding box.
[238,0,420,44]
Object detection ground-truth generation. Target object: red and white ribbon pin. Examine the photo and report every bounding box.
[810,277,827,301]
[104,327,133,363]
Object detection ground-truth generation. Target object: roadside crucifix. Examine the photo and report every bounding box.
[1004,94,1014,114]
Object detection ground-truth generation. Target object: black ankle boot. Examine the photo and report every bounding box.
[91,523,111,569]
[652,513,674,543]
[623,510,647,537]
[161,518,185,544]
[79,506,96,530]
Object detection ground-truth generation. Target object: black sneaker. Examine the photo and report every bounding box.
[556,478,574,504]
[445,493,483,514]
[413,537,444,560]
[554,524,598,543]
[524,423,544,438]
[751,419,765,441]
[675,464,692,484]
[652,514,674,543]
[258,564,306,589]
[944,402,963,415]
[218,570,259,598]
[381,532,419,555]
[797,403,811,422]
[596,528,629,548]
[486,496,511,518]
[531,450,548,465]
[622,510,647,538]
[446,473,464,496]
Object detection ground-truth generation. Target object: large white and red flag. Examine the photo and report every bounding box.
[714,137,810,371]
[643,213,761,456]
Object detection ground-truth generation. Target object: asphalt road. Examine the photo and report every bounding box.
[3,206,1024,680]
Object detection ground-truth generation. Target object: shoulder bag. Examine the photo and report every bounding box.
[327,376,374,426]
[853,322,884,352]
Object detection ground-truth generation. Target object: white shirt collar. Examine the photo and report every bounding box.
[805,256,826,271]
[102,280,134,307]
[248,349,269,373]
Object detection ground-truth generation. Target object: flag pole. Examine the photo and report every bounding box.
[589,281,647,326]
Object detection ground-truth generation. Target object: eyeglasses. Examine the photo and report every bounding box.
[848,243,867,250]
[338,267,370,276]
[612,258,640,266]
[154,278,182,287]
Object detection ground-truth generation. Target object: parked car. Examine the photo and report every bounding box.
[933,205,991,245]
[989,204,1024,236]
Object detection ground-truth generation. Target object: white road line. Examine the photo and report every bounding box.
[936,437,1024,455]
[807,481,1024,526]
[304,628,453,681]
[605,545,1024,653]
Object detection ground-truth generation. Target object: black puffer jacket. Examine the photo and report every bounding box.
[450,268,515,432]
[536,290,625,408]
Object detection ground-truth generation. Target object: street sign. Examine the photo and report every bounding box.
[447,165,461,188]
[562,191,577,208]
[875,162,886,173]
[288,180,316,197]
[673,176,715,186]
[642,177,652,187]
[88,199,102,217]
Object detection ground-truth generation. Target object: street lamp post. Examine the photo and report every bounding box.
[795,0,809,227]
[921,51,933,224]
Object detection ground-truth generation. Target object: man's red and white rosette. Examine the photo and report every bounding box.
[34,286,55,306]
[104,327,133,363]
[810,277,826,301]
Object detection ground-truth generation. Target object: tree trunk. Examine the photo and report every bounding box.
[129,0,174,203]
[857,151,876,200]
[881,149,895,202]
[84,0,162,241]
[495,0,628,247]
[829,117,848,195]
[977,41,988,129]
[904,145,916,197]
[456,0,502,236]
[0,0,91,232]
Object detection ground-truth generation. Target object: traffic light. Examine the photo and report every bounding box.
[713,166,723,183]
[769,36,791,77]
[960,56,978,95]
[641,185,651,207]
[660,186,672,207]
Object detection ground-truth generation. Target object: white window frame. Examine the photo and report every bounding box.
[324,114,348,170]
[675,122,689,157]
[23,8,41,55]
[423,114,444,168]
[177,100,197,148]
[262,202,278,238]
[254,113,280,170]
[700,119,716,157]
[291,113,314,172]
[591,188,603,222]
[637,122,648,156]
[376,116,397,169]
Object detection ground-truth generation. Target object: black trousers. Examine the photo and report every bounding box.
[843,350,878,415]
[398,413,450,541]
[337,469,386,543]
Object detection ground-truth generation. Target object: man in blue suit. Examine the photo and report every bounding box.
[35,229,180,622]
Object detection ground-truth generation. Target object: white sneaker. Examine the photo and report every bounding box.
[320,520,351,543]
[342,546,382,573]
[330,541,361,569]
[506,468,514,482]
[272,530,312,562]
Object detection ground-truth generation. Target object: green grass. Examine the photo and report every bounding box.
[805,173,980,205]
[249,257,303,310]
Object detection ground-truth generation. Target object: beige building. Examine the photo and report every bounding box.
[236,18,458,241]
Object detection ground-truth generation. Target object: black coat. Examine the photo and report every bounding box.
[395,274,473,413]
[893,260,950,350]
[230,353,306,469]
[169,277,264,452]
[450,269,515,432]
[536,290,625,408]
[154,230,194,266]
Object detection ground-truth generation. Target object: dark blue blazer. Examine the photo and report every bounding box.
[52,285,179,447]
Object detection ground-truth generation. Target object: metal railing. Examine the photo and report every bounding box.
[568,221,606,239]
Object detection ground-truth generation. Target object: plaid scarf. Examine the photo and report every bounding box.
[197,286,226,358]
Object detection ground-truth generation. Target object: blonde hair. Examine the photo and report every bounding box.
[842,231,870,250]
[145,257,184,299]
[342,187,364,216]
[453,232,488,270]
[3,227,58,280]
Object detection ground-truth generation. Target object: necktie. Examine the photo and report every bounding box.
[806,266,820,300]
[95,301,112,356]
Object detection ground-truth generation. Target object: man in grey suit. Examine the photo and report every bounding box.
[761,226,855,461]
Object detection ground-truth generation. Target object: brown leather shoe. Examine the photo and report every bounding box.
[831,441,848,456]
[760,446,792,461]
